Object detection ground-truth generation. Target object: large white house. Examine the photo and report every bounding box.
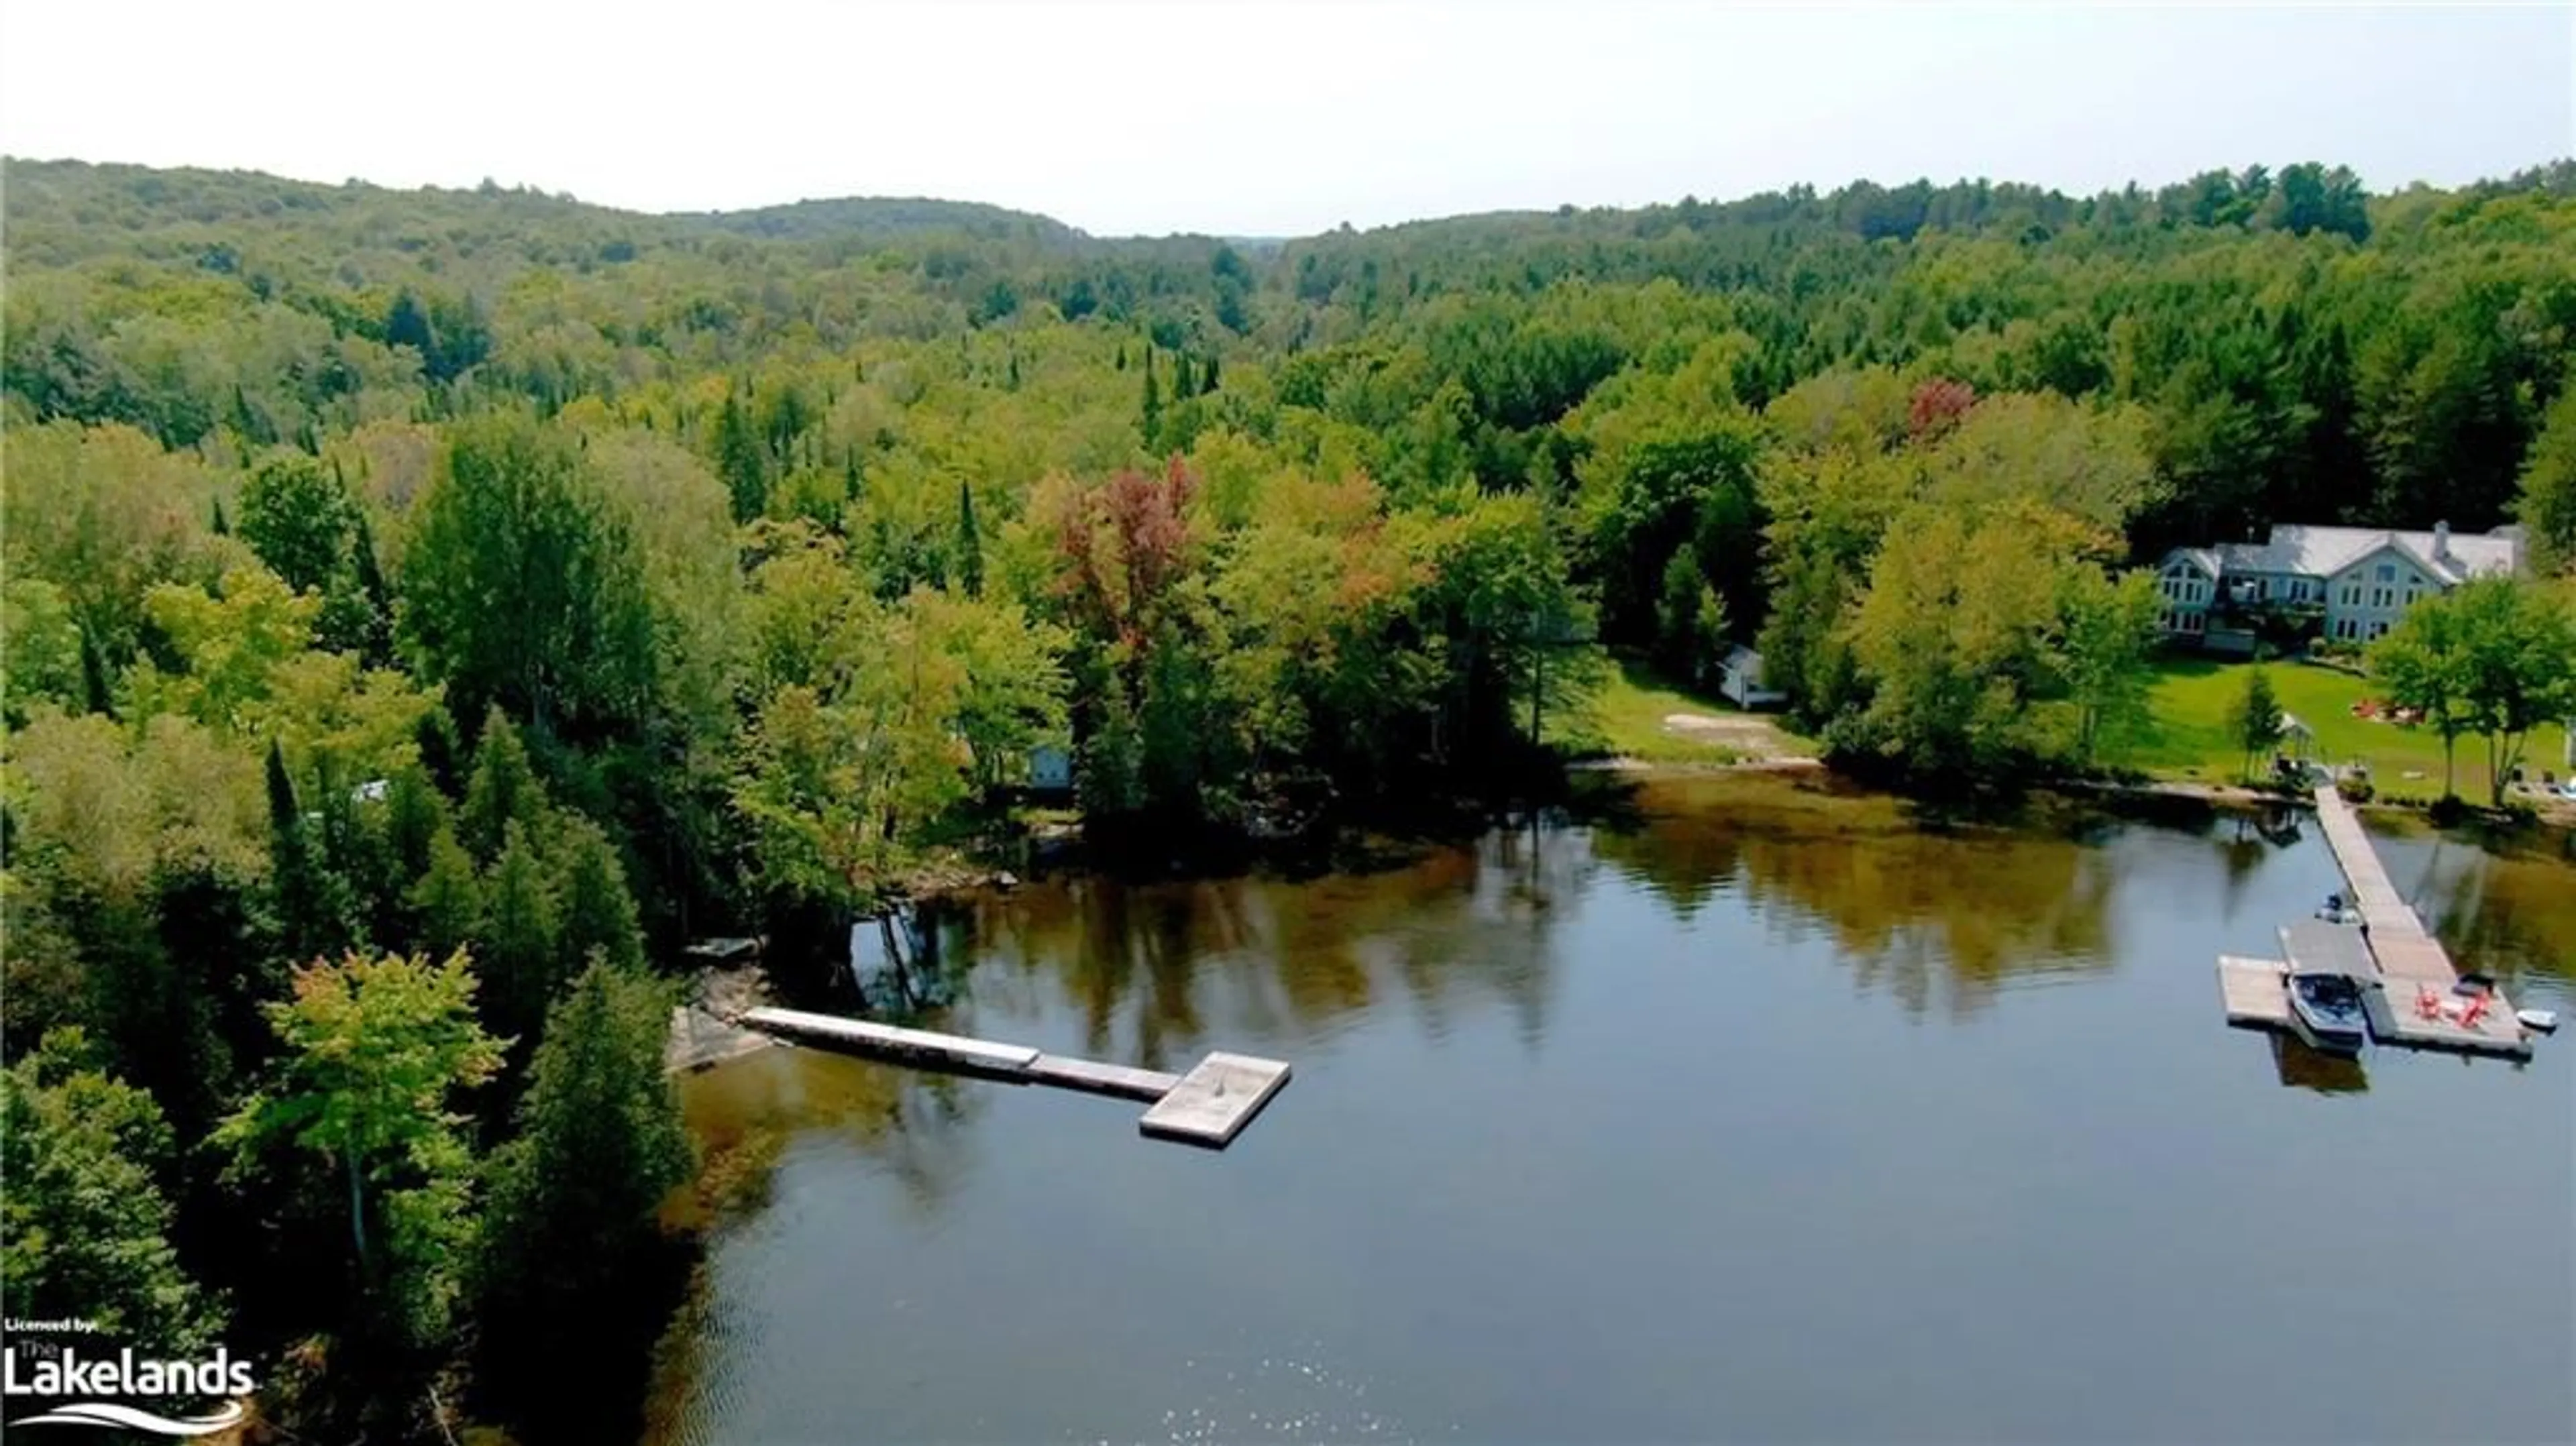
[2155,521,2526,646]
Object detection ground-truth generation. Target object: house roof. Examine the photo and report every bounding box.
[2213,524,2522,586]
[1721,645,1762,672]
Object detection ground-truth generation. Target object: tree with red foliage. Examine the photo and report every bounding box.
[1033,457,1218,821]
[1907,378,1976,441]
[1040,456,1201,657]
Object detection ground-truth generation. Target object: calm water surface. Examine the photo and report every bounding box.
[646,776,2574,1445]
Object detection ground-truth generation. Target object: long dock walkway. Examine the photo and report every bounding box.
[2215,789,2531,1058]
[739,1007,1290,1146]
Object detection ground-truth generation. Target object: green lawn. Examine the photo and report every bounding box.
[2127,654,2571,801]
[1548,656,1813,765]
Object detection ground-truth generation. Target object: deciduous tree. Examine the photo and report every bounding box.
[2369,595,2475,799]
[219,950,503,1346]
[400,414,657,740]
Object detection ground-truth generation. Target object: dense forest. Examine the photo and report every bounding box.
[5,154,2576,1440]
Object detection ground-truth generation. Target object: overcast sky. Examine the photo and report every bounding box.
[3,1,2569,236]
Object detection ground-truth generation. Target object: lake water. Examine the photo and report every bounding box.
[643,775,2574,1446]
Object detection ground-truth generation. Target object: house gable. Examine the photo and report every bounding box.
[2157,548,2216,579]
[2325,541,2440,602]
[2155,550,2216,612]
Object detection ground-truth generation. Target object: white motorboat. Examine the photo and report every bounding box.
[2287,968,2370,1053]
[2277,920,2374,1054]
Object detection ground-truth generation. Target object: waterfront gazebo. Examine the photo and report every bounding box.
[2275,712,2317,768]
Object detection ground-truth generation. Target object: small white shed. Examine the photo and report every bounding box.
[1715,645,1786,710]
[1026,743,1073,794]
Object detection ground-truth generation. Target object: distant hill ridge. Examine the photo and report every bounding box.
[12,154,2573,249]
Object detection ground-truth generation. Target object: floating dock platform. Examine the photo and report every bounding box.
[2214,788,2534,1060]
[1138,1053,1295,1148]
[2219,955,2296,1031]
[738,1007,1289,1144]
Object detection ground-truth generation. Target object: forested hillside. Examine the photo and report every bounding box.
[5,154,2576,1439]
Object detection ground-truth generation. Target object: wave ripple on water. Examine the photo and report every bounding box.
[1145,1351,1442,1445]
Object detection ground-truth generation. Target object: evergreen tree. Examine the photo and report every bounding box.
[414,707,465,799]
[348,511,396,667]
[78,626,115,718]
[266,740,354,965]
[230,383,271,445]
[381,767,447,883]
[1140,347,1163,446]
[315,568,378,660]
[1173,351,1195,398]
[478,822,564,1048]
[211,498,229,536]
[3,1031,217,1349]
[409,825,484,960]
[551,820,645,976]
[385,289,434,358]
[461,707,540,862]
[480,960,690,1313]
[714,390,767,523]
[475,961,692,1425]
[1201,352,1220,393]
[956,481,985,600]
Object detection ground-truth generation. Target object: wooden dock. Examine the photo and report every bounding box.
[1026,1054,1183,1101]
[737,1007,1289,1144]
[2214,790,2532,1059]
[665,1004,777,1073]
[744,1008,1040,1074]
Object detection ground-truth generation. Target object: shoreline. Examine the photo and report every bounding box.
[874,757,2572,909]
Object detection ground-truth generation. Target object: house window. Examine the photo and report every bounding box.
[2340,585,2360,607]
[2370,587,2394,609]
[2181,612,2204,635]
[2406,587,2422,606]
[2370,620,2390,640]
[2375,563,2396,583]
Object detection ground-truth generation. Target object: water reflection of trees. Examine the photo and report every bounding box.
[2412,828,2576,991]
[1588,777,2119,1019]
[960,814,1589,1064]
[671,1048,988,1229]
